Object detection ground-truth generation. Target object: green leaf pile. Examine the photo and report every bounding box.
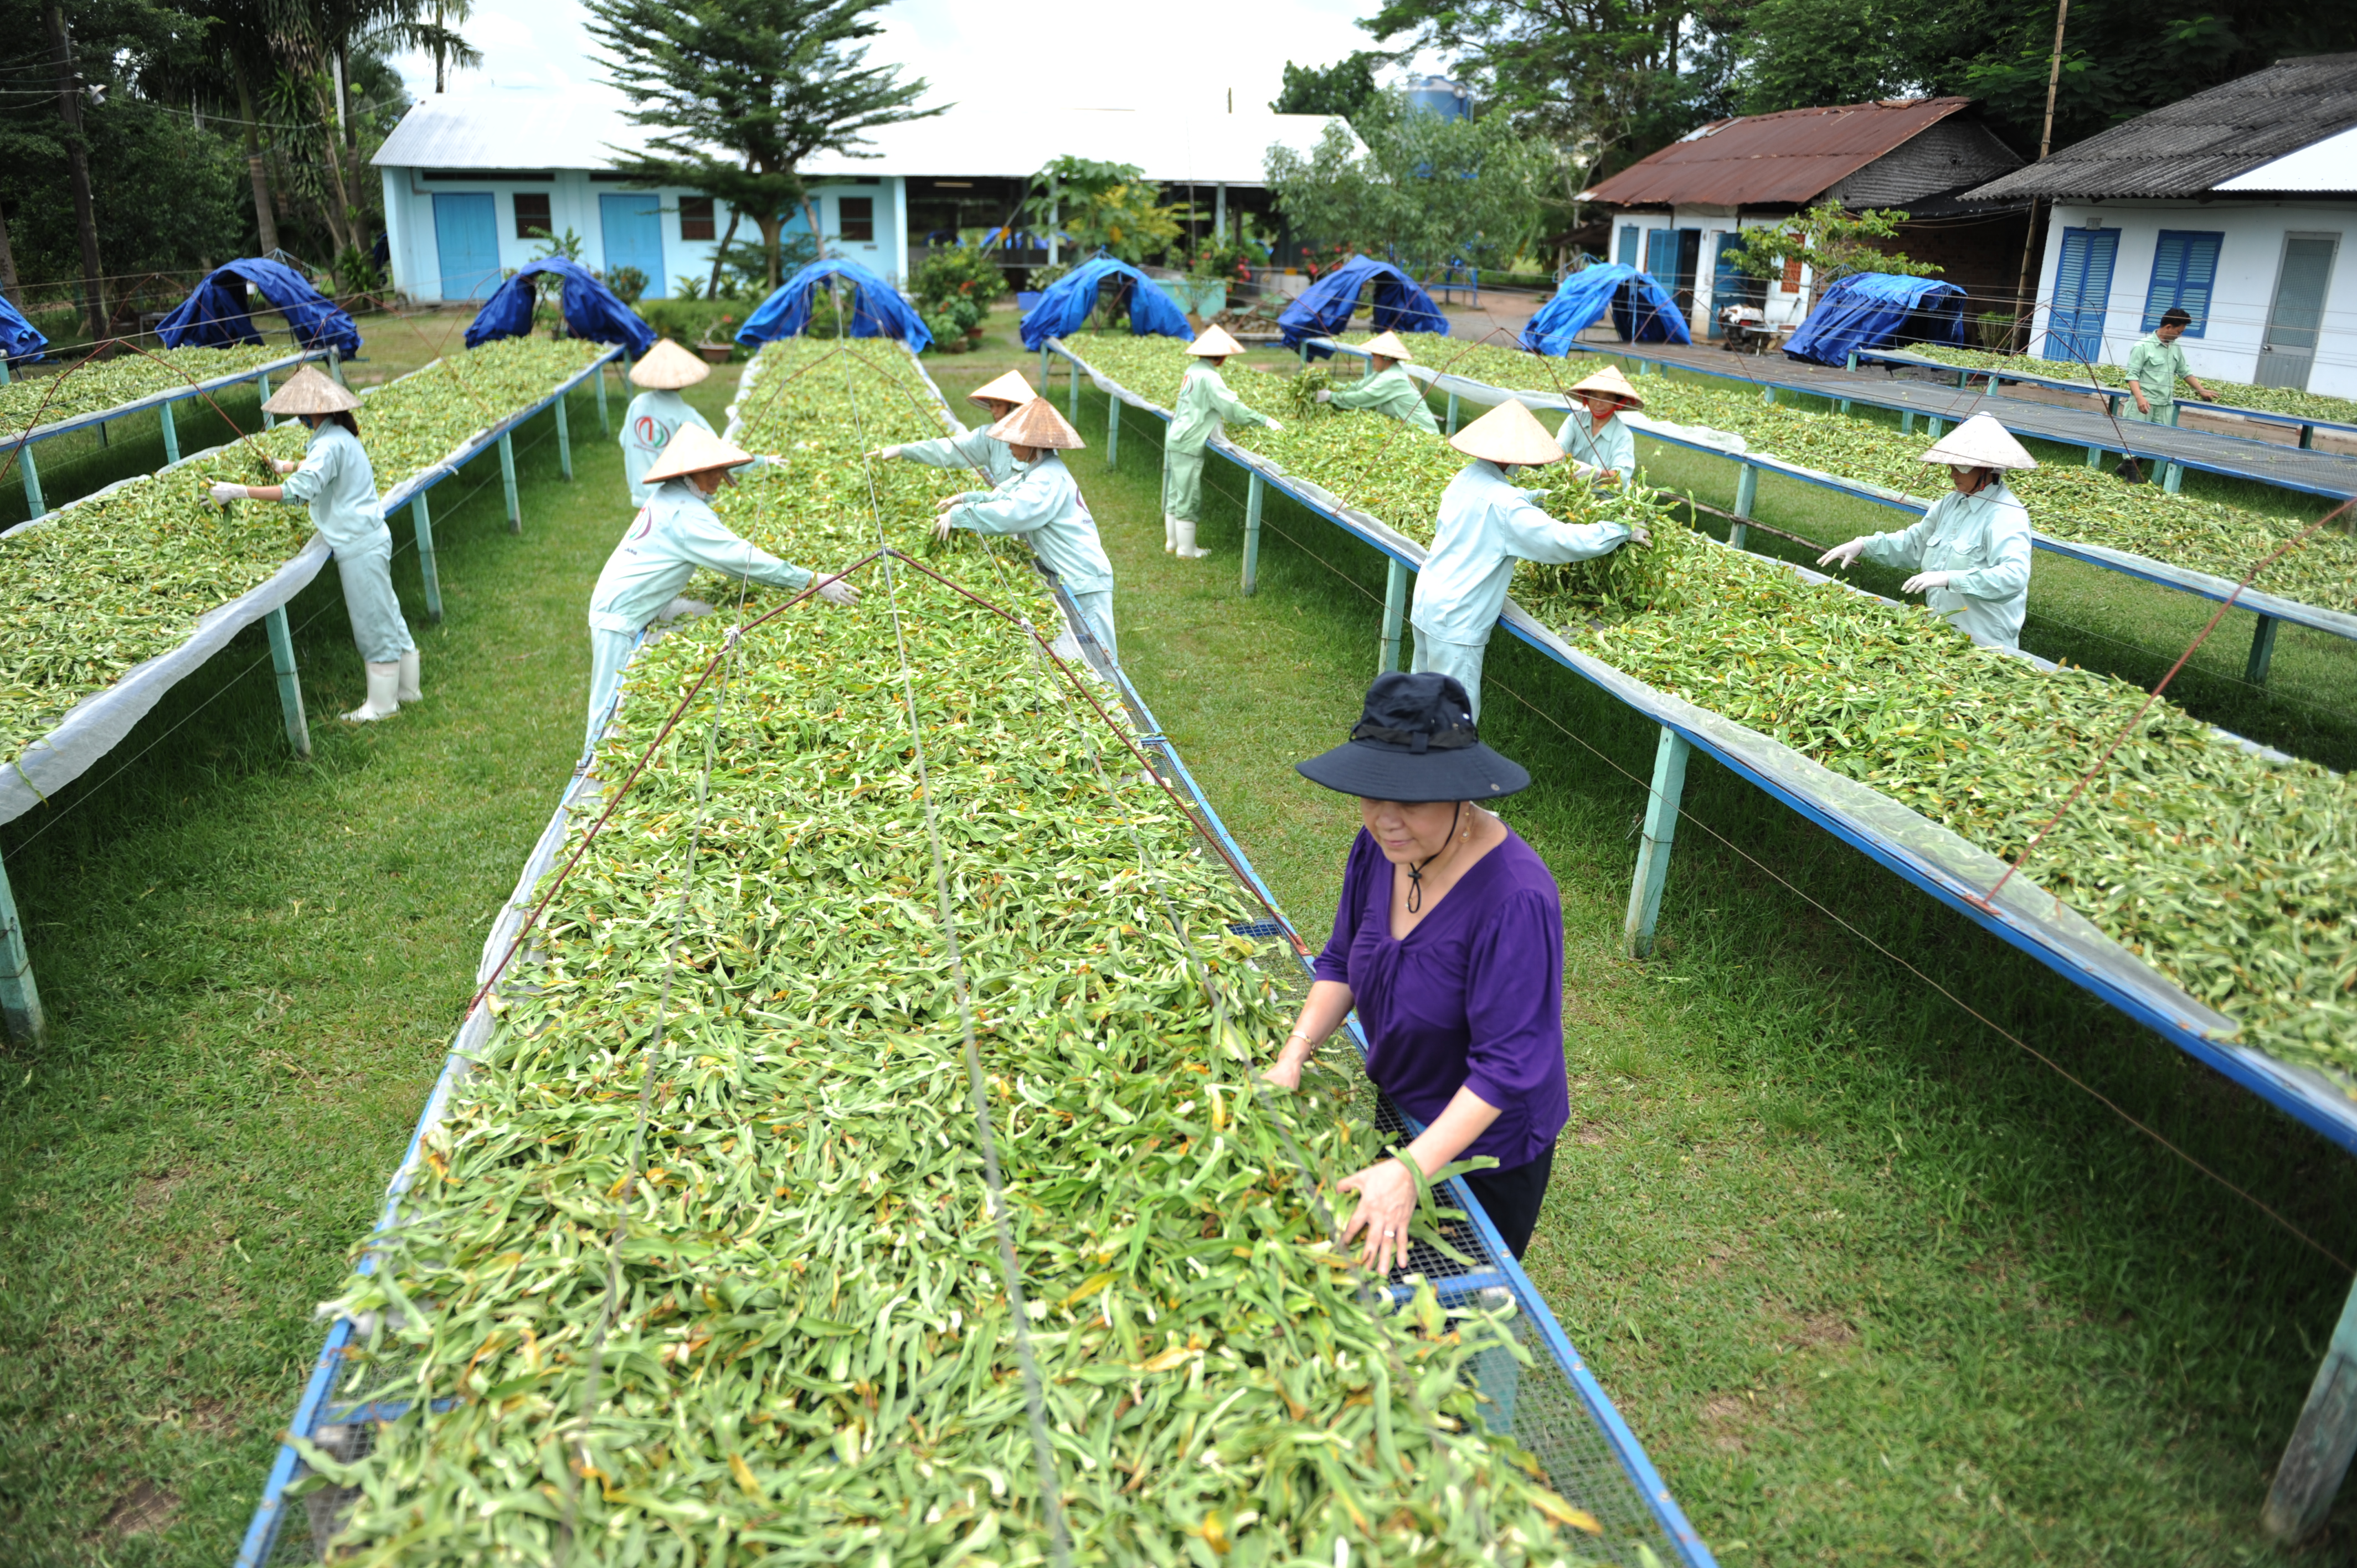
[1913,343,2357,428]
[1063,333,2357,1075]
[1,343,296,434]
[302,339,1623,1568]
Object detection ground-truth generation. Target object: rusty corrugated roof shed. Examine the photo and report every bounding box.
[1580,97,1976,208]
[1965,54,2357,201]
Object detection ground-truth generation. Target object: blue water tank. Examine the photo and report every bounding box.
[1404,76,1469,121]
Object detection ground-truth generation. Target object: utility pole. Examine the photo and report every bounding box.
[0,199,20,308]
[2009,0,2070,353]
[46,4,107,346]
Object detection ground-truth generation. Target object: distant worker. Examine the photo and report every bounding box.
[933,398,1118,656]
[1409,399,1649,719]
[866,368,1032,487]
[1816,412,2035,649]
[1313,331,1440,433]
[1556,365,1643,484]
[620,339,716,506]
[207,365,416,723]
[2125,306,2217,426]
[1164,324,1284,560]
[585,426,858,757]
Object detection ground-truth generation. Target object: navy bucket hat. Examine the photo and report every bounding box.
[1295,672,1532,803]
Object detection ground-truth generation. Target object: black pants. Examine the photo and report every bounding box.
[1461,1141,1556,1260]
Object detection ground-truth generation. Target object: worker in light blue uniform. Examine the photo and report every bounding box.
[868,368,1033,489]
[1311,330,1440,433]
[1410,399,1649,719]
[208,365,416,723]
[932,397,1117,656]
[585,426,859,758]
[620,339,718,506]
[1164,324,1283,559]
[1555,364,1641,484]
[1817,412,2036,649]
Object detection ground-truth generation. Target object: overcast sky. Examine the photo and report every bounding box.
[389,0,1435,117]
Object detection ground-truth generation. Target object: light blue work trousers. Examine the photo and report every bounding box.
[1411,627,1489,719]
[335,535,415,665]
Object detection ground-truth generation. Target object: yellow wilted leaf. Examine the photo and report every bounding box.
[728,1451,763,1499]
[1529,1488,1602,1533]
[1060,1271,1115,1309]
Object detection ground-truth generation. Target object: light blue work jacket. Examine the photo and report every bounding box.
[1411,460,1631,645]
[945,453,1113,595]
[280,421,387,553]
[589,480,813,635]
[1856,480,2034,648]
[621,389,716,505]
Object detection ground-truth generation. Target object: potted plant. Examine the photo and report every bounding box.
[696,315,737,363]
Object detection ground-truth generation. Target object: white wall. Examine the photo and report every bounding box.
[2030,200,2356,397]
[379,171,909,305]
[1601,208,1818,335]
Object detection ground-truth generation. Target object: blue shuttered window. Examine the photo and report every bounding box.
[1617,225,1639,267]
[2141,230,2224,336]
[1644,227,1677,284]
[2042,226,2118,365]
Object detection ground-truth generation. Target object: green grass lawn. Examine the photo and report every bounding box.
[6,305,2356,1565]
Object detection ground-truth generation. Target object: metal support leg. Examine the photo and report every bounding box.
[1107,395,1119,468]
[2086,445,2102,468]
[0,357,10,386]
[1901,410,1915,435]
[1446,390,1460,435]
[2246,614,2279,687]
[1845,351,1857,371]
[594,361,610,435]
[1730,462,1758,551]
[2299,423,2315,451]
[264,605,311,758]
[98,419,109,448]
[2163,460,2184,493]
[1925,417,1943,440]
[17,444,43,518]
[2264,1272,2357,1544]
[1378,558,1408,675]
[1624,726,1692,959]
[328,346,347,388]
[555,393,573,481]
[1838,396,1851,415]
[1039,345,1050,388]
[498,431,521,532]
[159,399,179,464]
[1762,386,1776,405]
[258,372,273,429]
[0,842,42,1048]
[1068,358,1081,420]
[1241,470,1264,596]
[413,491,444,623]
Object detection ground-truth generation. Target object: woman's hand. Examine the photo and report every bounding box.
[208,482,246,506]
[864,445,900,460]
[1336,1157,1418,1274]
[272,458,301,476]
[930,514,955,543]
[1901,569,1953,595]
[1817,538,1869,570]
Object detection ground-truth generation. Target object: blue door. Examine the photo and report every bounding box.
[600,194,667,300]
[1708,232,1753,337]
[2044,226,2118,366]
[1644,227,1678,286]
[431,193,501,305]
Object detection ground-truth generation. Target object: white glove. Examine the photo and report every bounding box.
[272,458,300,475]
[814,575,859,607]
[1816,538,1869,570]
[1264,419,1286,434]
[930,514,955,543]
[1313,389,1332,403]
[1625,524,1652,548]
[208,482,246,505]
[1901,570,1954,595]
[864,445,900,460]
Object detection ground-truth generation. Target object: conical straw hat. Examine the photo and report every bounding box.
[987,396,1085,450]
[1360,331,1414,362]
[1448,398,1567,467]
[968,369,1036,408]
[1187,324,1246,358]
[1570,364,1644,410]
[1920,412,2037,471]
[630,338,711,390]
[641,423,756,484]
[260,363,359,416]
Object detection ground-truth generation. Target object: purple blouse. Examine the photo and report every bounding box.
[1312,826,1570,1170]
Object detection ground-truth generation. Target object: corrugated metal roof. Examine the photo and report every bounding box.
[1578,97,1980,208]
[372,92,1344,186]
[1966,53,2357,200]
[2216,123,2357,193]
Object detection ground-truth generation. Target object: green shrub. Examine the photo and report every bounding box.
[605,266,650,305]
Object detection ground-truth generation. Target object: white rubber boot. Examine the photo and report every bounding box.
[1172,518,1208,560]
[343,662,402,722]
[395,648,421,704]
[1163,513,1177,553]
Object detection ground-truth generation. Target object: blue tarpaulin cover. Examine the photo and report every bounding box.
[1279,257,1448,350]
[1,294,45,365]
[465,258,656,357]
[1018,258,1190,350]
[737,259,932,352]
[156,259,362,357]
[1521,264,1690,352]
[1783,272,1963,367]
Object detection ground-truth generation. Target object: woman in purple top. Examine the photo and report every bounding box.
[1264,670,1570,1271]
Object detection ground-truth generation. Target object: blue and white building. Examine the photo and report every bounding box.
[372,92,1341,305]
[1968,54,2357,396]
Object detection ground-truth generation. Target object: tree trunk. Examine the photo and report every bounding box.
[707,205,742,301]
[804,197,825,265]
[233,57,280,255]
[312,75,358,256]
[0,199,19,308]
[756,211,785,291]
[45,4,106,345]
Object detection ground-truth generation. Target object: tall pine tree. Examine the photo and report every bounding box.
[584,0,939,291]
